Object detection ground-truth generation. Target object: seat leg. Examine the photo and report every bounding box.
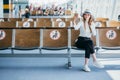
[67,48,72,69]
[39,48,42,54]
[95,47,101,54]
[11,48,14,54]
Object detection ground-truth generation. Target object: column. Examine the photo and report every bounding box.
[3,0,9,18]
[0,0,3,18]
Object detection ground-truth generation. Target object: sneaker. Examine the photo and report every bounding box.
[93,61,104,68]
[83,65,91,72]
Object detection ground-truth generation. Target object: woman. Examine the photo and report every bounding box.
[74,10,104,72]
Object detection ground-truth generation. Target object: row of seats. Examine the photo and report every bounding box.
[0,28,80,49]
[0,27,120,50]
[0,18,22,22]
[0,18,71,22]
[0,18,120,28]
[95,17,120,27]
[0,18,73,28]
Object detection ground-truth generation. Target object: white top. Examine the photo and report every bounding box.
[74,20,96,38]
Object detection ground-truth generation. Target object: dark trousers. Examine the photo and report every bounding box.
[75,36,95,58]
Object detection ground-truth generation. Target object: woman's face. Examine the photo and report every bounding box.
[83,13,91,20]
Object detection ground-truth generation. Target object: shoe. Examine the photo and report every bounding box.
[93,61,104,68]
[83,65,91,72]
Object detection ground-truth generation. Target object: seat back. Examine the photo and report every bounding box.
[0,18,9,22]
[95,17,109,27]
[15,29,40,48]
[51,18,70,27]
[23,18,37,22]
[98,28,120,47]
[9,18,22,22]
[36,21,45,27]
[107,20,120,27]
[71,29,96,47]
[71,29,80,47]
[95,17,109,22]
[51,18,65,22]
[0,29,12,49]
[37,18,52,27]
[65,18,74,22]
[52,21,70,27]
[42,29,68,48]
[0,22,16,28]
[17,21,35,28]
